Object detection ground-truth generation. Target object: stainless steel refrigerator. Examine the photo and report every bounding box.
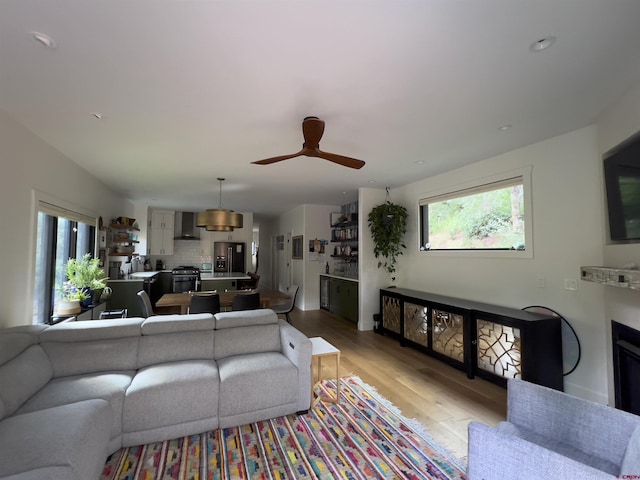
[213,242,246,273]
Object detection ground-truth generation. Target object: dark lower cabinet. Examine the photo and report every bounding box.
[380,288,563,390]
[321,275,358,323]
[106,280,145,318]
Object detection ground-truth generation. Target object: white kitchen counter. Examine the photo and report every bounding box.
[107,271,166,282]
[320,273,359,283]
[201,272,250,280]
[108,271,251,283]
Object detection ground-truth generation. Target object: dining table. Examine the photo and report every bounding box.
[155,289,290,315]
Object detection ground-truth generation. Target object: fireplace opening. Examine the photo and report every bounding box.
[612,320,640,415]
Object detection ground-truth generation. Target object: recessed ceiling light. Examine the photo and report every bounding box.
[91,112,104,120]
[30,31,57,49]
[498,124,512,131]
[368,180,377,184]
[529,36,556,52]
[414,160,425,165]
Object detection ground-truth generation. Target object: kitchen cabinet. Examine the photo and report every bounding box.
[321,274,358,323]
[149,210,174,255]
[201,279,237,292]
[106,280,144,317]
[158,271,172,295]
[200,229,213,257]
[76,302,106,321]
[379,288,563,390]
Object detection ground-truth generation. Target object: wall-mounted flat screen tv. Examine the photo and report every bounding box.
[604,131,640,242]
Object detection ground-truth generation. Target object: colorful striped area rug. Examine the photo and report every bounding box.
[101,376,466,479]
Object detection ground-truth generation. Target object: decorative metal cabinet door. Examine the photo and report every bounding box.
[403,302,430,348]
[381,294,401,335]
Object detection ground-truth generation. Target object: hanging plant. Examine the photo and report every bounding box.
[368,187,408,280]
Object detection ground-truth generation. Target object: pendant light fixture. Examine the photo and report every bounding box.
[196,178,243,232]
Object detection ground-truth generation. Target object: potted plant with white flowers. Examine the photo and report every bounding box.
[56,281,88,315]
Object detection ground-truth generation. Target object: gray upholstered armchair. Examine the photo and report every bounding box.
[467,378,640,479]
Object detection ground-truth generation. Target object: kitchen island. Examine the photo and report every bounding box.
[106,271,171,316]
[201,272,250,292]
[106,271,252,316]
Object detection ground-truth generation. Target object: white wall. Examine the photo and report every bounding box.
[596,81,640,403]
[272,204,338,310]
[358,188,388,330]
[359,126,608,402]
[0,109,131,328]
[277,206,305,307]
[256,215,277,290]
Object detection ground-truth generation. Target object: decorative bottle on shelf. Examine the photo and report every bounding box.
[325,262,330,274]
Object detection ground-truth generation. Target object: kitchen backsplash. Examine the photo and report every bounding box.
[150,240,212,270]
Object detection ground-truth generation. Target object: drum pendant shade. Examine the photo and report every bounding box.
[196,178,243,232]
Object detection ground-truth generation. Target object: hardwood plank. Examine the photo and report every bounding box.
[290,308,507,459]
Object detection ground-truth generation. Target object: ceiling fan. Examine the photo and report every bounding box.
[251,116,365,169]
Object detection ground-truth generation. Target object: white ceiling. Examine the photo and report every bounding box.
[2,1,640,220]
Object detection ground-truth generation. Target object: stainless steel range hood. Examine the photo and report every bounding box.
[174,212,201,240]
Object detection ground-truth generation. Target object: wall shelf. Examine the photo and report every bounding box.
[580,266,640,290]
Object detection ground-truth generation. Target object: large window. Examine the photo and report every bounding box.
[419,169,532,256]
[33,201,96,324]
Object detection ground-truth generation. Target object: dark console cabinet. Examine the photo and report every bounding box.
[380,288,563,390]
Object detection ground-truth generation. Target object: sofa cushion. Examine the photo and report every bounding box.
[16,370,135,445]
[214,310,281,361]
[0,332,39,366]
[496,421,619,475]
[40,317,144,343]
[138,331,215,367]
[0,345,52,418]
[0,400,111,480]
[39,317,143,342]
[214,309,279,329]
[621,424,640,475]
[0,332,48,421]
[217,352,297,417]
[41,337,140,377]
[123,360,219,432]
[142,313,214,335]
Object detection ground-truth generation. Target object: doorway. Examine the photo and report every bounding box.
[272,232,292,291]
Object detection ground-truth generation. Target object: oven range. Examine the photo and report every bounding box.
[171,266,201,293]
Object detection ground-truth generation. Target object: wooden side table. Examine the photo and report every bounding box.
[310,337,341,407]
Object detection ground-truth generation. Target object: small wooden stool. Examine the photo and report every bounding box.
[310,337,341,407]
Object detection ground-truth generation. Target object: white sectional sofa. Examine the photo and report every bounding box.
[0,309,312,480]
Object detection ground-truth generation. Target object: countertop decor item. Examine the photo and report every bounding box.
[367,187,408,281]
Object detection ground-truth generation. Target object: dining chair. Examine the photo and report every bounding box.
[272,284,299,324]
[189,293,221,314]
[137,290,154,318]
[238,272,260,290]
[99,308,128,319]
[232,291,260,311]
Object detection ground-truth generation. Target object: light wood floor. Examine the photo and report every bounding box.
[289,308,507,459]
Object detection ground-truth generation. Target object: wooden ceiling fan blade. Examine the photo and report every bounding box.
[316,150,366,169]
[252,150,305,165]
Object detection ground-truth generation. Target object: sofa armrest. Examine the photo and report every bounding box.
[278,319,312,411]
[506,378,640,467]
[467,422,616,480]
